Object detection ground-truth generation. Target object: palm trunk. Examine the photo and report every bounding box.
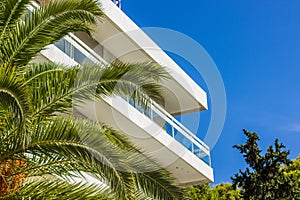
[0,160,27,195]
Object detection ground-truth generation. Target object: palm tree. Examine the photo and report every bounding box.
[0,0,185,199]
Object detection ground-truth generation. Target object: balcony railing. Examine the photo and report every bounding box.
[54,34,106,65]
[127,98,211,166]
[112,0,121,8]
[53,34,211,166]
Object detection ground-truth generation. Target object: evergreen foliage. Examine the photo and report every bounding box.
[231,129,300,200]
[187,183,241,200]
[186,130,300,200]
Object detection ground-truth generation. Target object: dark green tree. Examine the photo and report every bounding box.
[284,156,300,196]
[211,183,242,200]
[232,129,300,200]
[186,183,211,200]
[186,183,241,200]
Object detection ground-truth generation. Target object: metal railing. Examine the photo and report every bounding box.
[127,98,211,166]
[54,34,106,65]
[112,0,121,8]
[53,33,211,166]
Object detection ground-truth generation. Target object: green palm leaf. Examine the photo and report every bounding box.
[1,118,184,199]
[0,0,103,66]
[8,178,111,199]
[0,64,32,129]
[0,0,186,199]
[0,0,31,39]
[23,62,169,119]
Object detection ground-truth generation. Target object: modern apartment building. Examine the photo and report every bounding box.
[34,0,213,186]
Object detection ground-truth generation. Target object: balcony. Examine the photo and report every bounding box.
[53,34,211,165]
[54,34,106,65]
[38,32,213,184]
[111,0,121,8]
[127,98,211,166]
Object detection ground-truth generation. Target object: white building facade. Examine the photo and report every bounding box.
[36,0,213,186]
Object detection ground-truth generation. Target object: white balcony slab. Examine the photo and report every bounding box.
[75,97,214,185]
[38,22,214,185]
[83,0,209,115]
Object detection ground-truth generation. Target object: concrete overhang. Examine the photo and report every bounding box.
[91,0,208,115]
[75,96,214,185]
[38,45,214,185]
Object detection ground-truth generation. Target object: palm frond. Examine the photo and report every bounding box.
[96,61,170,105]
[0,1,185,198]
[124,149,185,200]
[100,125,185,199]
[0,0,103,66]
[0,64,32,128]
[1,117,184,199]
[14,177,111,200]
[0,0,31,40]
[23,62,169,119]
[89,123,185,200]
[19,118,133,199]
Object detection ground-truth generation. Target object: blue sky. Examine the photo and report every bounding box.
[122,0,300,183]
